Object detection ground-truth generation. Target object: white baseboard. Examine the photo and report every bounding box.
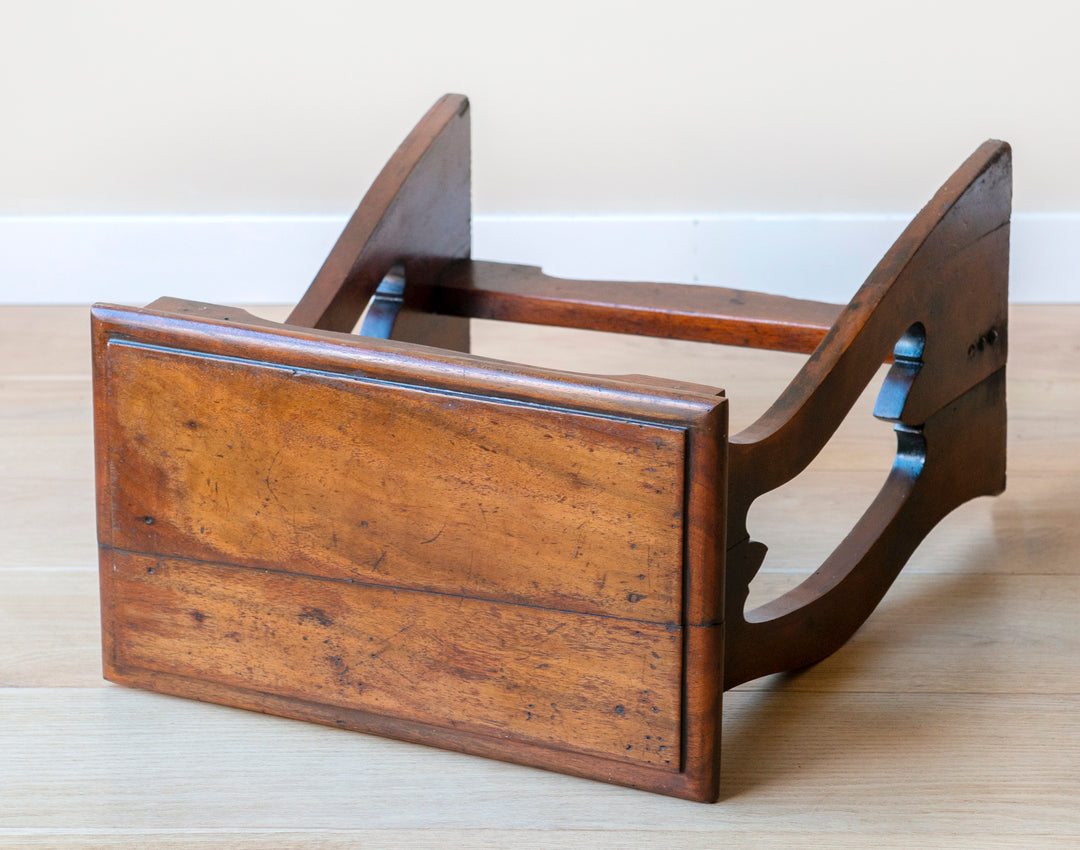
[0,212,1073,305]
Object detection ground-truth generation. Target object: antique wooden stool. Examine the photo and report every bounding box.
[92,94,1010,801]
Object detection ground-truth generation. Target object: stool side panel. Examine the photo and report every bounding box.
[678,403,728,796]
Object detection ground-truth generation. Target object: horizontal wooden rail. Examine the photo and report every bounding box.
[429,260,842,354]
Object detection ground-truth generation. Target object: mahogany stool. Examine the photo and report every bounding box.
[92,94,1010,801]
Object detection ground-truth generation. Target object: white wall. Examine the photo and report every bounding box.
[1,0,1077,301]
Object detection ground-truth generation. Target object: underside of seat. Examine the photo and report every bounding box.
[92,93,1010,801]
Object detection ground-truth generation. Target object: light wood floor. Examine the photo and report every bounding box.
[2,305,1077,848]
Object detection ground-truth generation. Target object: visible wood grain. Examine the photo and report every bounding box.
[0,482,97,568]
[745,470,1080,577]
[9,567,1080,696]
[472,318,1080,480]
[25,126,1023,799]
[91,298,727,800]
[2,835,1077,850]
[0,124,1032,805]
[738,572,1080,695]
[723,141,1012,687]
[0,379,96,568]
[729,141,1010,504]
[10,462,1076,578]
[0,569,102,687]
[726,368,1007,688]
[100,339,689,622]
[0,307,92,378]
[0,305,290,379]
[431,259,842,353]
[89,144,1015,719]
[1,689,1077,834]
[7,302,1060,440]
[91,303,725,426]
[2,304,1078,844]
[106,550,683,769]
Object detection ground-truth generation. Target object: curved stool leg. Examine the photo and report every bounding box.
[288,93,471,351]
[723,141,1011,689]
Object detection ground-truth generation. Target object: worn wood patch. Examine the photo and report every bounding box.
[106,549,683,769]
[102,342,685,622]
